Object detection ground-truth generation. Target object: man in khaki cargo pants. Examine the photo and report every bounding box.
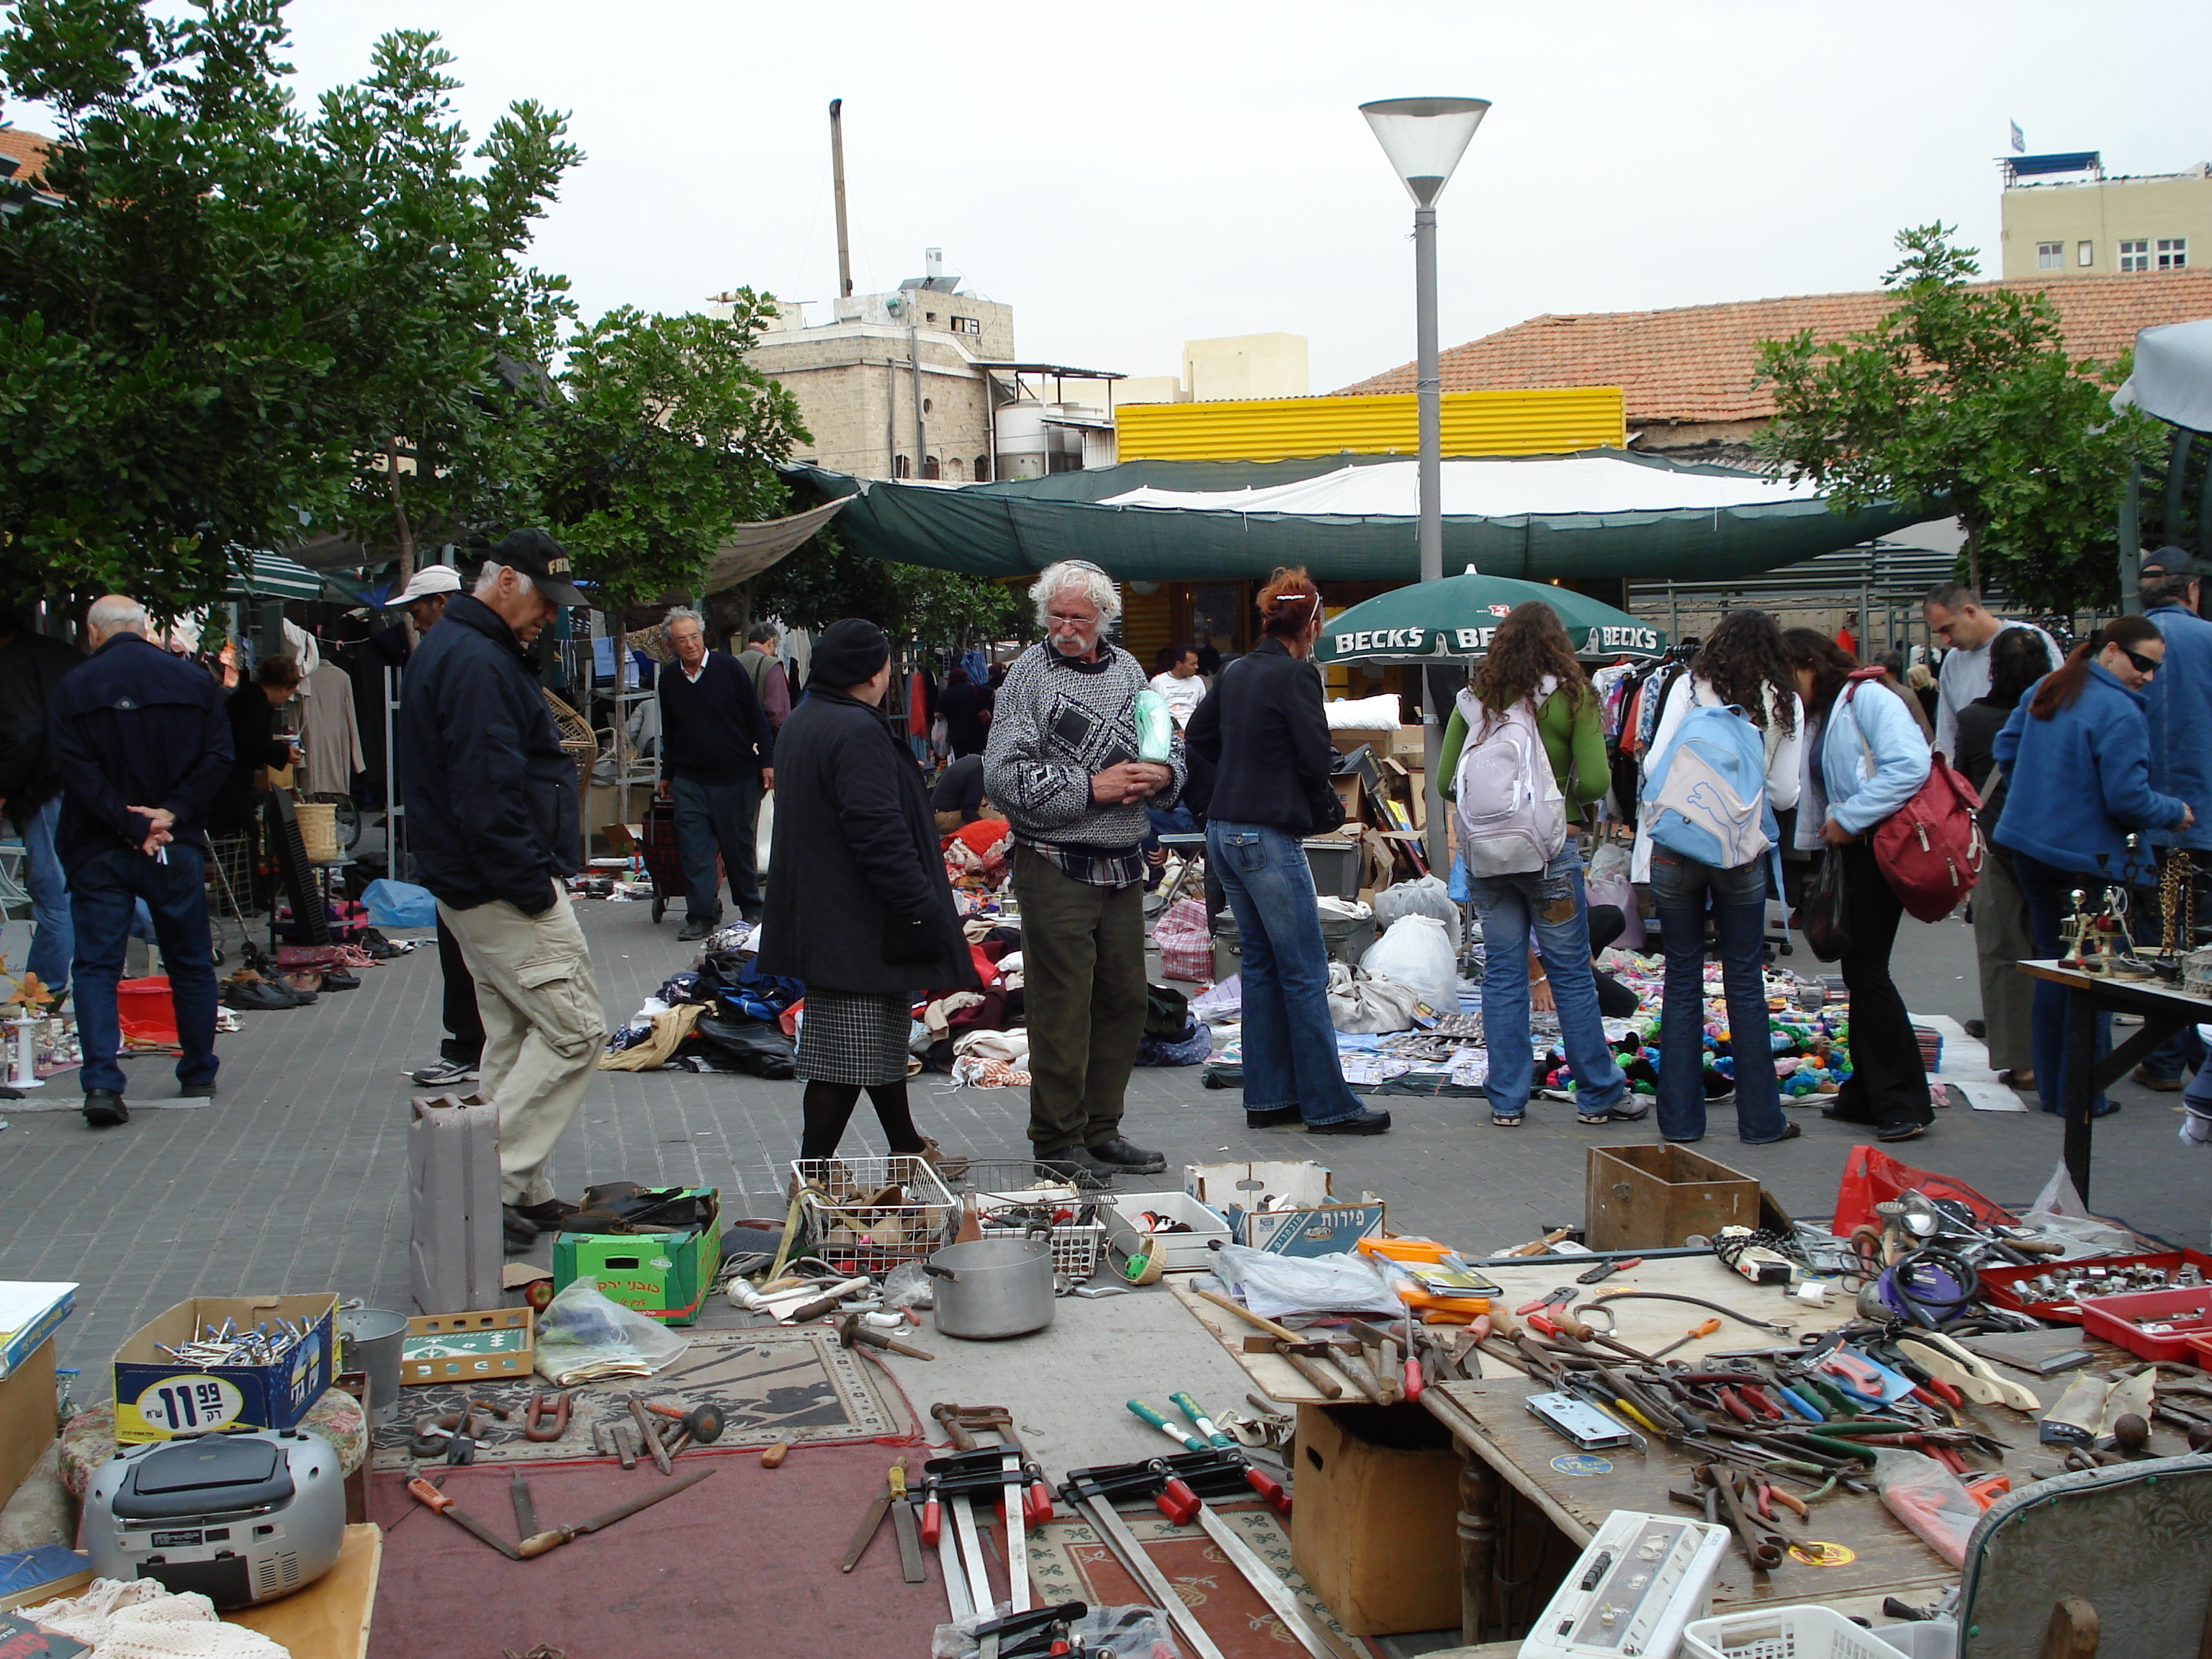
[395,531,605,1249]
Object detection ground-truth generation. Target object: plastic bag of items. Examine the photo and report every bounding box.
[1360,914,1460,1014]
[1210,1241,1399,1321]
[1325,961,1422,1034]
[1370,874,1462,949]
[935,1604,1185,1659]
[535,1277,688,1384]
[1152,894,1213,982]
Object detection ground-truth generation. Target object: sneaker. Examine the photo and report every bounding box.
[1084,1137,1168,1173]
[1245,1105,1304,1128]
[1578,1100,1650,1125]
[1308,1110,1392,1136]
[82,1089,129,1128]
[412,1057,481,1088]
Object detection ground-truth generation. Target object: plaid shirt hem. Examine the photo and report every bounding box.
[1017,835,1147,889]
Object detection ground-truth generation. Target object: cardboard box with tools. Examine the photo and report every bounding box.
[552,1186,719,1326]
[112,1295,338,1444]
[1185,1161,1385,1257]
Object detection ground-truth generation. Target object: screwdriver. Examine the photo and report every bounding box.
[1650,1318,1722,1359]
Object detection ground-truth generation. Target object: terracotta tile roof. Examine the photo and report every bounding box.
[1338,269,2212,426]
[0,127,55,193]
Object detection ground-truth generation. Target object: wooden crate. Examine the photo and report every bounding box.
[397,1308,534,1387]
[1585,1144,1760,1251]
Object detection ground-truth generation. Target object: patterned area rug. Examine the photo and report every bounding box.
[1025,1502,1379,1658]
[370,1324,915,1471]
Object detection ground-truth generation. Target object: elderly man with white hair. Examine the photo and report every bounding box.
[396,529,603,1249]
[656,605,774,940]
[984,559,1184,1176]
[48,593,233,1127]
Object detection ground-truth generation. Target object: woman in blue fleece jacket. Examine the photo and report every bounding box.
[1992,614,2193,1118]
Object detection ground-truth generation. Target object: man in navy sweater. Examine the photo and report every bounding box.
[657,608,774,940]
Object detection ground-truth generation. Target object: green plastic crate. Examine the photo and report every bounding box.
[552,1188,719,1326]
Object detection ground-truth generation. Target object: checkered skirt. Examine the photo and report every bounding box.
[794,988,913,1087]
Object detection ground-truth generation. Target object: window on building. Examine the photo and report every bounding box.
[2159,238,2189,269]
[922,455,941,480]
[2077,240,2095,266]
[2036,241,2062,269]
[891,454,910,478]
[2121,239,2151,271]
[952,316,981,336]
[922,397,932,414]
[974,454,990,482]
[945,457,965,482]
[925,312,938,323]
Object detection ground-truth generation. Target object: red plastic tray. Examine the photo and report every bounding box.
[2078,1285,2212,1362]
[2188,1332,2212,1372]
[1979,1249,2212,1324]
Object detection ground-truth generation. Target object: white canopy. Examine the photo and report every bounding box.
[2113,318,2212,434]
[1097,455,1820,518]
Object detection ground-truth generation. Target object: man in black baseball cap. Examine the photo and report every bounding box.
[489,528,590,608]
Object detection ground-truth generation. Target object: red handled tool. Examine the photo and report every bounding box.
[1153,1470,1202,1526]
[917,1473,943,1547]
[1576,1256,1643,1285]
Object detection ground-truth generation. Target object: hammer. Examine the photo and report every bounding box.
[837,1312,935,1361]
[646,1401,727,1453]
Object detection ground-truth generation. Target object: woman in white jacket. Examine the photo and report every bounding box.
[1633,610,1805,1145]
[1781,629,1936,1141]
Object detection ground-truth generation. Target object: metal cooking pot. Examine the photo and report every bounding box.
[925,1231,1056,1340]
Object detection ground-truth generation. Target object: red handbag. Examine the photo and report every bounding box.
[1844,673,1985,922]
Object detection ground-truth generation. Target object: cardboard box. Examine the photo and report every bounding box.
[0,1283,73,1380]
[1184,1161,1384,1257]
[0,1340,57,1513]
[397,1308,535,1386]
[112,1295,338,1444]
[552,1188,719,1326]
[1586,1144,1761,1251]
[1290,1403,1462,1636]
[1102,1192,1231,1271]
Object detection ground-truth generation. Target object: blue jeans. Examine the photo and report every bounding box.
[21,794,71,992]
[671,773,763,925]
[2013,852,2113,1117]
[1144,804,1201,889]
[1651,850,1789,1143]
[1467,846,1628,1119]
[1208,820,1364,1126]
[69,843,219,1097]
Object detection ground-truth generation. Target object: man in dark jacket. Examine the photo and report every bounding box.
[396,530,603,1243]
[657,606,773,940]
[48,595,231,1127]
[0,614,84,997]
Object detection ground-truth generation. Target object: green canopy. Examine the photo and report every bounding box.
[784,449,1930,583]
[1318,570,1666,665]
[226,547,325,602]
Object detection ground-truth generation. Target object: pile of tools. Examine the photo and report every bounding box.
[156,1316,313,1368]
[1192,1287,1471,1403]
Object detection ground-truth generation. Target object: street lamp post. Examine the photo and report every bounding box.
[1362,96,1489,873]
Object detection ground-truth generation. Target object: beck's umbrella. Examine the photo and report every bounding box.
[1316,567,1667,666]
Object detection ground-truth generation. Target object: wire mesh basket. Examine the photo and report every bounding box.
[945,1159,1113,1277]
[789,1156,958,1274]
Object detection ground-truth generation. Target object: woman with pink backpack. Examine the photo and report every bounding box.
[1443,601,1634,1129]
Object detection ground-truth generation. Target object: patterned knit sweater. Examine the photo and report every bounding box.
[982,641,1187,850]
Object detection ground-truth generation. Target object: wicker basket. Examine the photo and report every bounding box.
[294,801,340,864]
[542,690,598,798]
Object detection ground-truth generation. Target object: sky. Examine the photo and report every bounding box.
[117,1,2212,392]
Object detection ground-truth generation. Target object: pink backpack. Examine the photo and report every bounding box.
[1843,671,1984,922]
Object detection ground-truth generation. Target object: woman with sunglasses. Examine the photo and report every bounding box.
[1992,613,2194,1118]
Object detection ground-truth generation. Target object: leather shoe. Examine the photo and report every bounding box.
[179,1082,217,1100]
[1084,1137,1167,1174]
[512,1198,578,1231]
[501,1205,540,1252]
[1744,1121,1802,1145]
[83,1089,130,1127]
[677,920,713,942]
[1964,1019,1987,1039]
[1308,1109,1392,1136]
[1245,1106,1304,1128]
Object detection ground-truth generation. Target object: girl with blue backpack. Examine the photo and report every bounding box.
[1633,609,1805,1145]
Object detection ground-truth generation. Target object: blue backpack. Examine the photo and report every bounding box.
[1641,701,1777,871]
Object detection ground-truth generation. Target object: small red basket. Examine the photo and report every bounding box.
[1979,1249,2212,1324]
[2078,1285,2212,1363]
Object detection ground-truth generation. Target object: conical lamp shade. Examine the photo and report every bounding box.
[1359,96,1490,206]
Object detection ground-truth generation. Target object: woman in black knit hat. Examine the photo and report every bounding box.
[757,620,977,1164]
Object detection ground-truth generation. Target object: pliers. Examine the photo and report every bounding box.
[1516,1286,1575,1336]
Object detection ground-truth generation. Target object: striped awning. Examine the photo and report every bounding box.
[226,547,326,601]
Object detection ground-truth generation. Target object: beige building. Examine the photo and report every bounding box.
[2000,158,2211,279]
[727,252,1117,482]
[1112,333,1313,408]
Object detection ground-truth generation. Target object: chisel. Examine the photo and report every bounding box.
[891,1483,927,1583]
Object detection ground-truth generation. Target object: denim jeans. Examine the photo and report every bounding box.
[671,773,763,925]
[1650,850,1788,1143]
[1466,845,1627,1119]
[2014,852,2114,1117]
[1208,820,1365,1126]
[20,794,71,992]
[70,843,219,1097]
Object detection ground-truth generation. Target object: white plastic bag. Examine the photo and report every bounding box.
[1370,875,1462,949]
[1212,1242,1400,1321]
[1360,914,1460,1012]
[2018,1162,2138,1259]
[1133,689,1174,762]
[535,1277,690,1383]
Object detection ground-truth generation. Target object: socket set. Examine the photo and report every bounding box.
[1980,1249,2212,1324]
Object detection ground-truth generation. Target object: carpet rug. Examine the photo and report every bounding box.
[1026,1502,1379,1657]
[369,1324,916,1471]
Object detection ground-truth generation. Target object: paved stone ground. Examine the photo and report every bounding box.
[5,895,2206,1393]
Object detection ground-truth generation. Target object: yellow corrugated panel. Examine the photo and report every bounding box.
[1114,387,1624,462]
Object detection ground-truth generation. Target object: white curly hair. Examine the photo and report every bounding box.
[1029,560,1120,629]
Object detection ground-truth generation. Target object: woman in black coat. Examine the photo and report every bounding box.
[758,619,978,1161]
[213,654,303,833]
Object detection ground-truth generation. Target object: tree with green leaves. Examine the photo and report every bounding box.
[1755,224,2161,613]
[538,296,808,609]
